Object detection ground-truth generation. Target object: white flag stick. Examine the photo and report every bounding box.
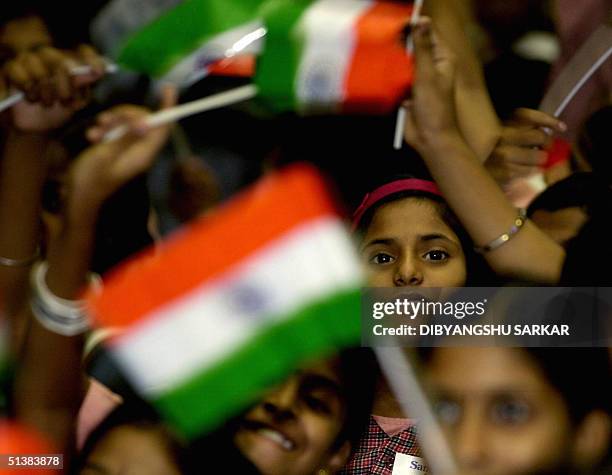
[0,61,118,114]
[552,45,612,118]
[0,91,24,112]
[103,84,258,142]
[528,25,612,194]
[393,0,424,150]
[375,347,457,474]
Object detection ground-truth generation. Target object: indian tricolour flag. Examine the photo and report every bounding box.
[85,164,363,437]
[255,0,415,114]
[116,0,267,85]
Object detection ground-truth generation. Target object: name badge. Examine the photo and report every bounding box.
[391,454,428,474]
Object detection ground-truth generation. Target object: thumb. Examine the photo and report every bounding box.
[402,100,419,147]
[412,17,437,85]
[132,84,178,133]
[159,83,178,110]
[430,29,456,96]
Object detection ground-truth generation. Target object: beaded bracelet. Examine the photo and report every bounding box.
[474,209,527,254]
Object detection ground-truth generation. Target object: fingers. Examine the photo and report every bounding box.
[86,105,151,142]
[486,156,541,183]
[511,108,567,133]
[159,84,178,110]
[75,44,106,76]
[429,28,456,94]
[3,47,77,106]
[2,45,105,107]
[128,84,178,134]
[412,17,436,86]
[4,59,32,95]
[402,99,419,146]
[70,44,106,88]
[501,126,553,149]
[493,144,548,167]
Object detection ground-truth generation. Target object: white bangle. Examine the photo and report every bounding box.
[30,262,101,336]
[0,247,40,267]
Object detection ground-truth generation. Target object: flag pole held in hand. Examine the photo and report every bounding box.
[0,61,119,113]
[393,0,424,150]
[103,84,258,142]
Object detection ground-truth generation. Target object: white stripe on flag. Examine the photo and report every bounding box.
[295,0,373,112]
[160,20,264,86]
[111,217,361,394]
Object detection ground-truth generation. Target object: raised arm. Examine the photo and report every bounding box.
[403,19,565,283]
[0,45,104,322]
[425,0,502,161]
[13,88,176,455]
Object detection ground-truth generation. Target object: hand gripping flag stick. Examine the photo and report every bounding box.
[0,61,119,113]
[393,0,424,150]
[525,21,612,193]
[103,84,258,142]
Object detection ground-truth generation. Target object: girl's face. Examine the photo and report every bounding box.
[423,347,578,475]
[360,198,467,287]
[234,358,350,475]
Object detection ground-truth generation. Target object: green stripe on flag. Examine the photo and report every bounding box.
[154,287,361,438]
[118,0,265,77]
[255,0,313,112]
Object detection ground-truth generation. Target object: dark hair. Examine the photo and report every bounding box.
[527,173,612,285]
[74,402,180,473]
[561,215,612,286]
[527,172,612,218]
[577,105,612,183]
[524,348,611,423]
[355,175,496,286]
[77,402,263,475]
[0,2,40,25]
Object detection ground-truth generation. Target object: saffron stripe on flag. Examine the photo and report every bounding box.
[108,218,361,394]
[255,0,414,114]
[342,1,414,113]
[295,0,373,113]
[85,163,364,438]
[87,164,339,330]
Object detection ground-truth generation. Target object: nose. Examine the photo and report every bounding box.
[260,377,300,422]
[453,409,489,470]
[393,255,424,287]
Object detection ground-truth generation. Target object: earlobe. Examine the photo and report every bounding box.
[322,441,352,474]
[572,410,612,470]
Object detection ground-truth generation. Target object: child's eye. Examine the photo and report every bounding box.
[369,253,395,265]
[423,250,449,262]
[491,400,532,425]
[304,396,331,414]
[434,399,461,425]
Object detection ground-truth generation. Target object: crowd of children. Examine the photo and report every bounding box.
[0,1,610,474]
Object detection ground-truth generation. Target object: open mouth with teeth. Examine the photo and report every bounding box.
[241,420,297,451]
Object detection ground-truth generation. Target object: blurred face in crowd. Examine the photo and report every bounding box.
[361,197,467,287]
[234,358,351,475]
[79,425,180,475]
[423,347,609,475]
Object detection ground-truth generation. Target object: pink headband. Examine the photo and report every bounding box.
[352,178,442,231]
